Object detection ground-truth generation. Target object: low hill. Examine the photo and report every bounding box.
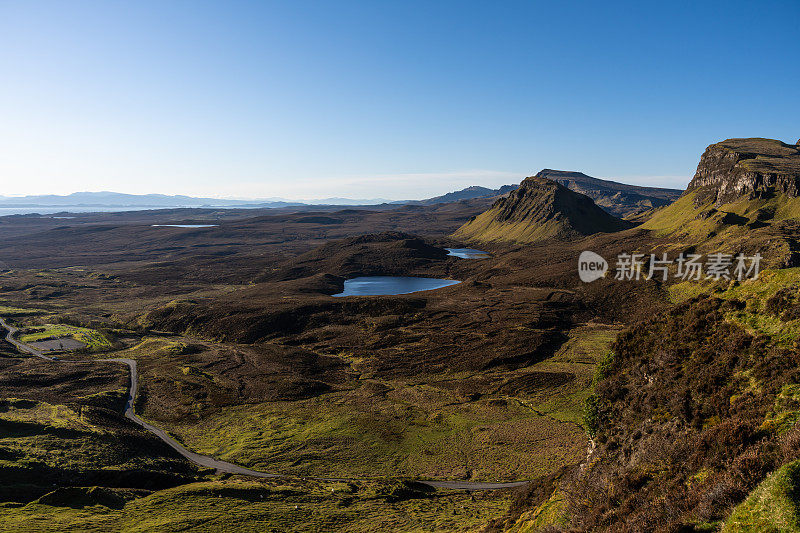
[401,184,519,206]
[453,174,633,244]
[538,169,683,218]
[255,231,450,282]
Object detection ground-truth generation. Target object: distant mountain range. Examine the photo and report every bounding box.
[0,174,682,214]
[0,192,393,209]
[0,188,516,210]
[0,192,297,208]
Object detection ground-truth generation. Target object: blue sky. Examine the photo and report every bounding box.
[1,1,798,200]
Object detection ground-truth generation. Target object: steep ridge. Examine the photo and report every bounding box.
[538,169,682,218]
[454,174,633,243]
[642,138,800,267]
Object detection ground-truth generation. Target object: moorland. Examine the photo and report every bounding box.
[1,137,800,532]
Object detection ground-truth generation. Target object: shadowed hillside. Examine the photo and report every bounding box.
[255,231,450,282]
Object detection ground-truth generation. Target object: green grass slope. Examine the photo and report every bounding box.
[723,459,800,532]
[640,190,800,266]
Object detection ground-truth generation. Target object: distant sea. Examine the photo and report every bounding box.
[0,206,244,216]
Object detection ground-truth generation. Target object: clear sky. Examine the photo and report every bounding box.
[1,1,798,200]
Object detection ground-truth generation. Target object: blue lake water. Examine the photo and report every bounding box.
[332,276,461,297]
[446,248,490,259]
[151,224,218,228]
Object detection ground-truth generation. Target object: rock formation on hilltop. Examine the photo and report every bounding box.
[641,137,800,266]
[687,138,800,205]
[454,173,633,243]
[538,169,682,218]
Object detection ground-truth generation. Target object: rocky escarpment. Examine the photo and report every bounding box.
[687,138,800,205]
[641,137,800,268]
[454,173,633,243]
[539,169,682,218]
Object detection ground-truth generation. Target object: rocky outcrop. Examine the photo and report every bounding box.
[538,169,682,218]
[687,138,800,205]
[454,173,633,243]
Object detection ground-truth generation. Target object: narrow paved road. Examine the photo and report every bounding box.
[0,317,50,360]
[1,316,529,491]
[103,357,281,478]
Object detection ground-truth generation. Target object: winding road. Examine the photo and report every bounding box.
[1,317,50,359]
[0,316,529,491]
[107,357,282,478]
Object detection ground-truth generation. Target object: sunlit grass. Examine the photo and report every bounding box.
[19,324,112,349]
[0,478,513,533]
[0,305,47,317]
[723,459,800,532]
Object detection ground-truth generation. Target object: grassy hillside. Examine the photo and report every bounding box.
[643,191,800,240]
[455,212,567,243]
[639,190,800,270]
[0,358,200,505]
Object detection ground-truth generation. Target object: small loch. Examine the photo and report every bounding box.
[151,224,218,228]
[446,248,490,259]
[332,276,461,297]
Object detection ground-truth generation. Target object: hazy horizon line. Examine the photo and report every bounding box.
[0,172,691,203]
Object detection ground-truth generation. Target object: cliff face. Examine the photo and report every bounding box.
[538,169,682,218]
[687,138,800,205]
[454,173,632,243]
